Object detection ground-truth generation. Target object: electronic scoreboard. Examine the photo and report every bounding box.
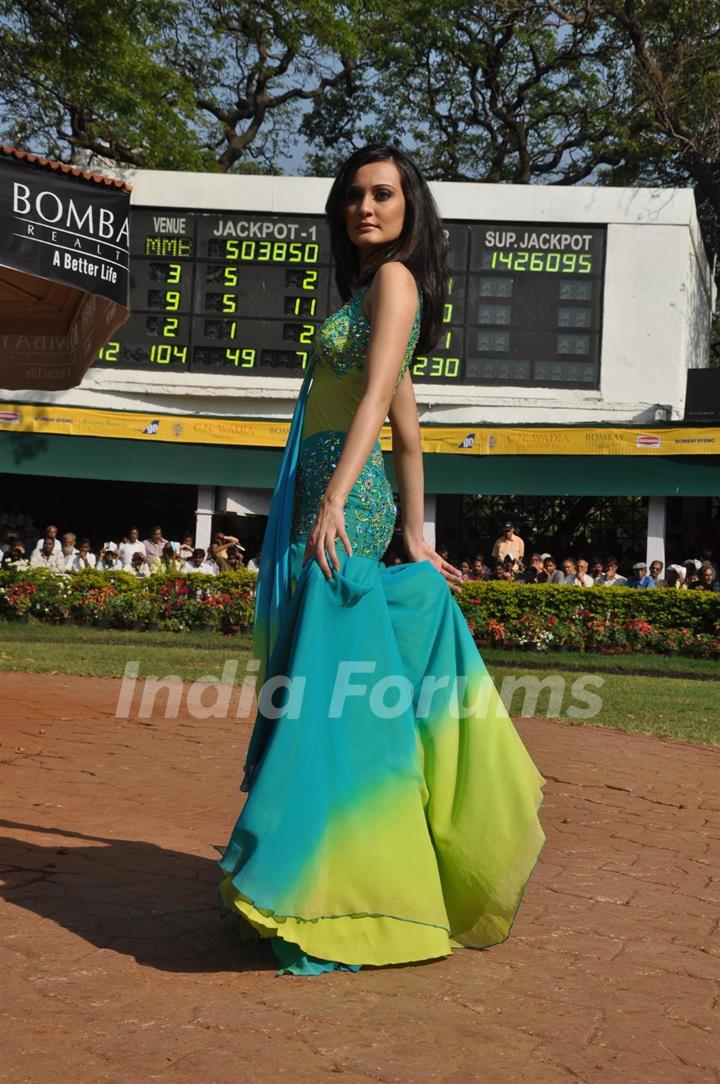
[93,209,605,389]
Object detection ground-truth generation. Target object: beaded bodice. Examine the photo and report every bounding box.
[301,284,421,439]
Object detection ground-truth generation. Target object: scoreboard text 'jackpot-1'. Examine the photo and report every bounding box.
[94,209,606,389]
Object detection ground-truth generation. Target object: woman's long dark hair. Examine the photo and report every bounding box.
[325,144,448,354]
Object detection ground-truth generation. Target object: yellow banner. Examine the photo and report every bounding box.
[0,401,718,456]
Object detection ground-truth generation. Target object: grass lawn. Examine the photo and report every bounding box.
[1,621,718,747]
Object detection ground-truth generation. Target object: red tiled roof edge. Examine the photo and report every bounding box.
[0,143,132,191]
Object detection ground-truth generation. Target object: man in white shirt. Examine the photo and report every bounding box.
[597,558,628,587]
[118,527,146,569]
[33,524,61,555]
[576,558,595,587]
[129,552,152,578]
[60,532,78,563]
[30,536,67,574]
[182,548,219,575]
[97,547,121,572]
[66,539,97,572]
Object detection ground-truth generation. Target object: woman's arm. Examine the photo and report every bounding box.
[305,261,418,578]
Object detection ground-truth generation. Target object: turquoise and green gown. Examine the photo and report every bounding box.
[216,284,547,975]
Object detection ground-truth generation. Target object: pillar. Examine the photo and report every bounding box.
[424,493,437,550]
[195,485,215,553]
[646,496,666,570]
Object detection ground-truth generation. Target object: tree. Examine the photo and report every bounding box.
[302,1,657,184]
[0,0,359,172]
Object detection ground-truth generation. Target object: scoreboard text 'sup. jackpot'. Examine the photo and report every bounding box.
[94,210,606,389]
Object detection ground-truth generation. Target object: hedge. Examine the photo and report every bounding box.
[1,568,719,658]
[0,568,256,633]
[456,580,720,658]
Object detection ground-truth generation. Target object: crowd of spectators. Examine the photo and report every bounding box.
[4,506,718,592]
[430,521,720,592]
[0,510,260,577]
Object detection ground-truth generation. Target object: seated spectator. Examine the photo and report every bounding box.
[118,527,146,569]
[528,553,545,579]
[144,525,169,564]
[246,553,260,572]
[220,545,245,572]
[177,532,195,562]
[468,552,490,581]
[209,532,245,567]
[30,536,67,574]
[60,531,78,563]
[576,558,595,586]
[649,560,665,586]
[538,556,564,584]
[522,564,539,584]
[97,547,121,572]
[151,542,186,575]
[458,559,471,581]
[20,515,37,547]
[501,553,523,581]
[33,524,61,554]
[183,548,219,575]
[628,561,655,588]
[596,557,627,587]
[691,563,719,591]
[663,566,686,589]
[129,552,152,578]
[0,502,24,530]
[683,558,702,588]
[562,558,583,586]
[590,556,604,581]
[1,544,29,570]
[66,538,97,572]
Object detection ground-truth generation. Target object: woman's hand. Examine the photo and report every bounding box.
[303,495,353,580]
[405,537,465,593]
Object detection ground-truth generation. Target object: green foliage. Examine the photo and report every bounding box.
[0,0,360,171]
[458,580,720,658]
[0,568,257,633]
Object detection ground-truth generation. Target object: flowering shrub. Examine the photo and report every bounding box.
[0,581,36,616]
[485,618,506,644]
[0,568,259,633]
[73,583,120,622]
[459,580,720,659]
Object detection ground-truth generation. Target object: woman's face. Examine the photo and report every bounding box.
[344,160,406,261]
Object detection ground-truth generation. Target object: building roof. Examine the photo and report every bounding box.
[0,143,132,192]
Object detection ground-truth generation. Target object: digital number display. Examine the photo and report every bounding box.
[94,213,605,388]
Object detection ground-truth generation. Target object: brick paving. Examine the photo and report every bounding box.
[1,671,719,1084]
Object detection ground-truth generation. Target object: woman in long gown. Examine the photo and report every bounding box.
[216,144,547,975]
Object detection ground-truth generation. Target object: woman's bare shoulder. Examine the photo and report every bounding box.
[365,261,418,317]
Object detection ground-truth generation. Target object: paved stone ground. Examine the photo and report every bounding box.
[1,670,719,1084]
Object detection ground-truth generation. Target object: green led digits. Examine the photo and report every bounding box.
[224,239,319,263]
[97,341,120,362]
[491,251,592,273]
[413,356,460,379]
[150,344,188,365]
[225,348,256,368]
